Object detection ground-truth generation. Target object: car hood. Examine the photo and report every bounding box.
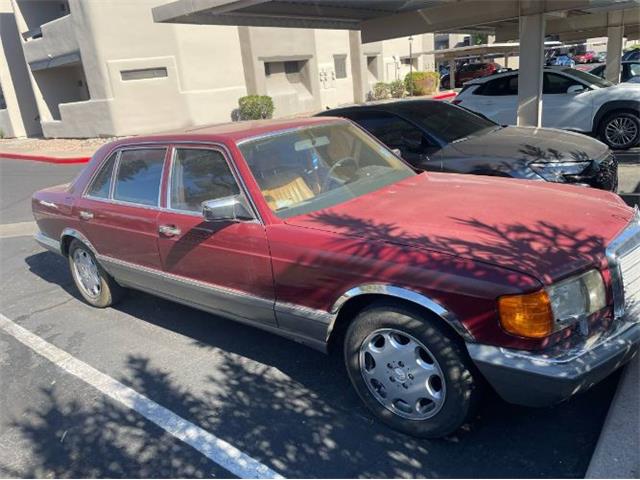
[444,126,609,163]
[285,173,632,285]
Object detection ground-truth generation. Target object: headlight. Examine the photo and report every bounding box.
[498,269,606,338]
[529,161,591,182]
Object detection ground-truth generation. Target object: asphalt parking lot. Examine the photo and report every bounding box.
[0,156,636,478]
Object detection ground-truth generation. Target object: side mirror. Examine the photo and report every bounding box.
[202,195,254,222]
[567,85,585,94]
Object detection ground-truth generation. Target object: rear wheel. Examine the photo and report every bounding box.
[343,301,481,438]
[599,111,640,150]
[68,239,123,307]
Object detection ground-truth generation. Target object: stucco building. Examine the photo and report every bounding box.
[0,0,443,138]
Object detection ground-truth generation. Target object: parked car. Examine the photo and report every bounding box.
[440,62,500,89]
[622,48,640,61]
[548,54,575,68]
[454,67,640,149]
[587,61,640,83]
[317,100,617,191]
[596,52,607,63]
[574,51,597,64]
[32,118,640,438]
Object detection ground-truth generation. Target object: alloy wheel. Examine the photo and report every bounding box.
[605,116,639,148]
[359,328,446,420]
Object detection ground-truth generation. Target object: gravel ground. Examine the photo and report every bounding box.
[0,137,121,157]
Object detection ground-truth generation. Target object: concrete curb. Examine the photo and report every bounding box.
[586,354,640,479]
[0,152,90,164]
[432,90,457,100]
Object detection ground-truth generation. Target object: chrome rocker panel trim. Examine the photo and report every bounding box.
[34,231,61,255]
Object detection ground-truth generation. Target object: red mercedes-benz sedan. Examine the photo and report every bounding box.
[32,117,639,437]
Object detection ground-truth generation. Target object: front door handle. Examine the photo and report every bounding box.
[159,224,181,237]
[79,210,94,220]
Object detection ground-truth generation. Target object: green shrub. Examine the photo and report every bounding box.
[371,82,390,100]
[389,79,405,98]
[237,95,274,120]
[404,71,440,96]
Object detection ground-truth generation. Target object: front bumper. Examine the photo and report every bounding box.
[467,320,639,407]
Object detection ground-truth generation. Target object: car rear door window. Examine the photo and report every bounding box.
[113,148,166,206]
[169,148,240,213]
[543,73,583,94]
[475,75,518,96]
[86,152,117,199]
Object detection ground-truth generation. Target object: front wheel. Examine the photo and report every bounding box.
[68,239,124,307]
[343,301,481,438]
[599,111,640,150]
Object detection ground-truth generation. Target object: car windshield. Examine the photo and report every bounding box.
[561,68,613,88]
[238,122,415,219]
[400,102,499,143]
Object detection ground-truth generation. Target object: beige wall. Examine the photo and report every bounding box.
[0,0,40,137]
[4,0,442,138]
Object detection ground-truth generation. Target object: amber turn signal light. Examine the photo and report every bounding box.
[498,290,554,339]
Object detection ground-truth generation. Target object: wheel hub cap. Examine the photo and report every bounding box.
[359,328,446,420]
[73,249,101,298]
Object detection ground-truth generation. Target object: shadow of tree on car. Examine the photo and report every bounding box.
[15,211,620,478]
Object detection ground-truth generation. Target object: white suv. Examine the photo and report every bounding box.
[453,67,640,149]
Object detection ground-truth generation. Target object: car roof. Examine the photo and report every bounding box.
[319,98,446,116]
[105,116,346,148]
[464,67,583,85]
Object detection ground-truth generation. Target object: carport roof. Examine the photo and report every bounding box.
[152,0,446,29]
[153,0,640,43]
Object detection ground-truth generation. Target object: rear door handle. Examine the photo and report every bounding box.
[79,210,94,220]
[159,224,181,237]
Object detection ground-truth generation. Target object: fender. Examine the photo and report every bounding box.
[60,227,97,256]
[327,283,474,342]
[592,100,640,133]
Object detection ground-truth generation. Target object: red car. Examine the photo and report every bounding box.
[32,117,639,438]
[574,51,597,64]
[441,62,501,89]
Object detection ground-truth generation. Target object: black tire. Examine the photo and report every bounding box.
[343,300,481,438]
[598,111,640,150]
[68,239,124,308]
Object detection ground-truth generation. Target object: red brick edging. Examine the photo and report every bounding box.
[0,152,90,164]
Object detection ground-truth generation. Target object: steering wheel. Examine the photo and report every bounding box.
[322,157,358,191]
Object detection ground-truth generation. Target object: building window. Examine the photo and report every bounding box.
[284,61,302,74]
[120,67,168,81]
[264,62,271,77]
[334,55,347,79]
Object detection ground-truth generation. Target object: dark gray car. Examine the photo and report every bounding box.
[317,100,617,191]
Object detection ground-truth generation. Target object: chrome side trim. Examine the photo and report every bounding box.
[97,254,274,308]
[275,301,335,325]
[60,228,97,255]
[605,207,640,319]
[328,283,473,341]
[34,231,61,255]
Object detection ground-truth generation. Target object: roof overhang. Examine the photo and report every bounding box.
[152,0,640,43]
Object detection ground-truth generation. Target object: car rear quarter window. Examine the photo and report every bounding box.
[113,148,166,206]
[86,152,117,199]
[169,148,240,213]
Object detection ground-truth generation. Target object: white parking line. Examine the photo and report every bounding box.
[0,313,284,479]
[0,221,38,239]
